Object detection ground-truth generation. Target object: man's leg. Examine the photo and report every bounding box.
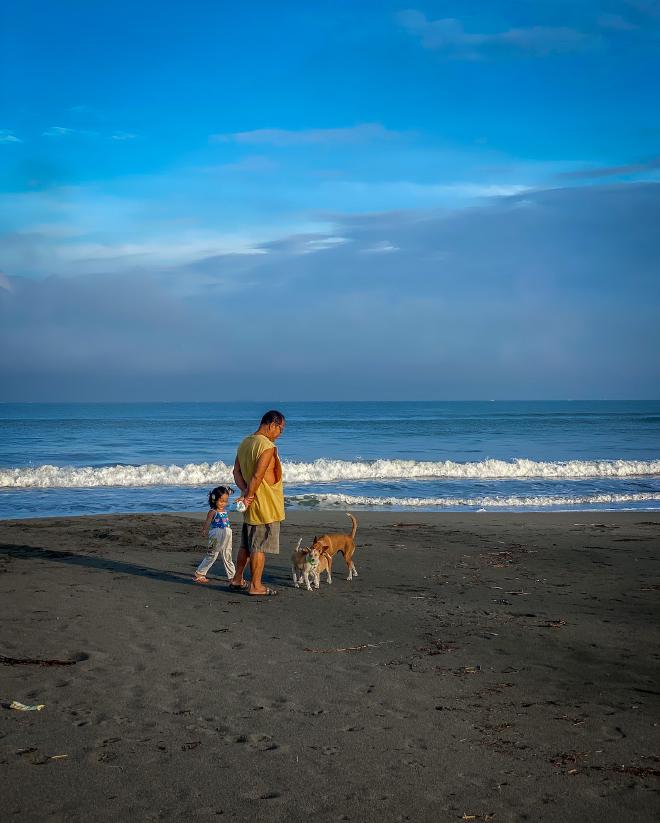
[249,551,267,594]
[230,546,250,586]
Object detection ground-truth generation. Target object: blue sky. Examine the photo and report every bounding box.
[1,0,659,400]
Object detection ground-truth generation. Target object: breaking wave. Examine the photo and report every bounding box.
[285,492,660,509]
[1,457,660,489]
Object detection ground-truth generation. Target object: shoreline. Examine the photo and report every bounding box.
[2,505,660,524]
[1,511,659,820]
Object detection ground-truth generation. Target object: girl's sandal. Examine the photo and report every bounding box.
[193,574,209,584]
[228,581,249,590]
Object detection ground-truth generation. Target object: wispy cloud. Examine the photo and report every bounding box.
[195,155,279,174]
[0,129,21,144]
[398,10,593,58]
[2,183,658,400]
[42,126,99,138]
[110,131,139,141]
[558,156,660,179]
[211,123,400,146]
[597,13,638,31]
[358,241,399,254]
[625,0,660,19]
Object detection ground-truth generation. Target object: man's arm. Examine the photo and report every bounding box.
[244,448,275,506]
[233,458,248,496]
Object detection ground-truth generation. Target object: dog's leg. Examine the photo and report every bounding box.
[326,566,332,585]
[350,561,358,578]
[292,566,300,587]
[345,552,353,581]
[303,569,313,591]
[313,570,320,589]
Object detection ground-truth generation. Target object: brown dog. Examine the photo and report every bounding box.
[311,513,358,581]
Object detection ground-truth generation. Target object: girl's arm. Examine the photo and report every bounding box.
[202,509,214,536]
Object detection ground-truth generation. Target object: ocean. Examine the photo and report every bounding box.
[1,401,659,519]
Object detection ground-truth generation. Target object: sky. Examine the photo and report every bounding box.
[1,0,659,401]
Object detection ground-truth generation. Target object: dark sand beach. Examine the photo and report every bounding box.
[1,511,659,822]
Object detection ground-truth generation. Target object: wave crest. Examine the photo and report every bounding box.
[1,457,659,489]
[286,492,660,509]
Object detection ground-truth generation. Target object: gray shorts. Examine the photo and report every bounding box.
[241,522,280,555]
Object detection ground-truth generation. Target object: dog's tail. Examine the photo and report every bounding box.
[346,513,357,539]
[294,537,302,552]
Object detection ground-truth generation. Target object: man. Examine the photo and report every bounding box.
[230,410,285,596]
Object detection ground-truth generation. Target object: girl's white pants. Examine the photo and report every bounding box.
[196,527,235,579]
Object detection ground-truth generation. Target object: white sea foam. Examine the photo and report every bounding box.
[1,457,660,489]
[285,492,660,509]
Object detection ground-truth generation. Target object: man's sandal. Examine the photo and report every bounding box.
[248,587,278,597]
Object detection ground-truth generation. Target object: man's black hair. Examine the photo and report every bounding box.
[260,409,285,427]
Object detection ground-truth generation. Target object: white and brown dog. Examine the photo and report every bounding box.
[291,538,332,591]
[311,513,358,581]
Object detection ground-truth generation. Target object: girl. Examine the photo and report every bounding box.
[194,486,236,584]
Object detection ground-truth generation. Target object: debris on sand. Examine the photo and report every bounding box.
[10,701,45,711]
[304,643,386,653]
[1,655,77,667]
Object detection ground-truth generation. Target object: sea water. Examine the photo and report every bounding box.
[0,401,659,518]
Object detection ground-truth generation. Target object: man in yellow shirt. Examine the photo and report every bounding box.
[230,410,285,596]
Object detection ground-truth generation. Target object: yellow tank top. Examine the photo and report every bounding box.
[236,434,285,525]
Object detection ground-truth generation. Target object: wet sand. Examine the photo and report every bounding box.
[1,511,659,822]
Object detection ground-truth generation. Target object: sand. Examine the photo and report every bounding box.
[1,510,659,822]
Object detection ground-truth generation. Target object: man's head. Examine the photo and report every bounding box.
[259,409,286,441]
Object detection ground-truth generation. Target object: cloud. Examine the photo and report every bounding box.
[398,10,593,58]
[0,130,21,144]
[558,156,660,179]
[211,123,400,146]
[624,0,660,19]
[597,12,638,30]
[68,105,96,115]
[359,241,399,254]
[42,126,98,138]
[110,131,139,141]
[2,183,659,399]
[195,155,279,174]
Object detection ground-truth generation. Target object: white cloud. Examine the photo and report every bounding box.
[359,241,399,254]
[211,123,400,146]
[195,155,278,174]
[111,131,139,141]
[398,11,593,58]
[42,126,98,138]
[0,130,21,143]
[597,13,638,30]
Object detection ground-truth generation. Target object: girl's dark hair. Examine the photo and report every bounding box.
[209,485,233,507]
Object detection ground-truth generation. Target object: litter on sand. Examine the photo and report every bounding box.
[9,701,45,711]
[304,641,392,653]
[1,655,76,667]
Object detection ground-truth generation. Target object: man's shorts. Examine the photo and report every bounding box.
[241,522,280,555]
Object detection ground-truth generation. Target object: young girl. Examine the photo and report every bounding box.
[194,486,236,584]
